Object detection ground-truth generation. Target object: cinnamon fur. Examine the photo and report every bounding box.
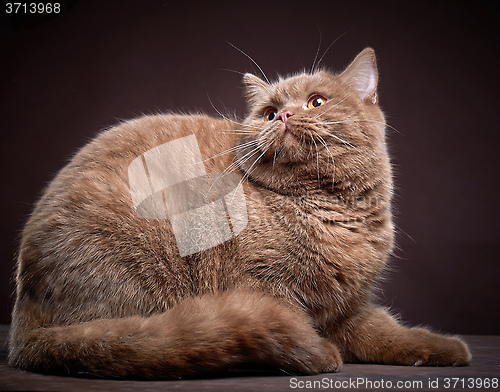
[8,48,471,379]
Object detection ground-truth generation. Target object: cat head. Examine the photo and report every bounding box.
[236,48,391,196]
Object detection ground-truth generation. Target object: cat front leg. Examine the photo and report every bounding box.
[334,305,471,366]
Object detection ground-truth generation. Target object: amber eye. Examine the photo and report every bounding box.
[263,108,277,121]
[307,95,327,109]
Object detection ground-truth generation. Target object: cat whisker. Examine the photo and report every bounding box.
[206,93,260,131]
[376,121,401,135]
[201,139,258,163]
[219,129,259,135]
[313,95,351,120]
[311,137,321,184]
[210,147,266,196]
[292,134,306,160]
[228,42,271,85]
[310,27,322,75]
[215,68,247,77]
[208,140,261,191]
[231,147,268,202]
[312,131,336,187]
[312,31,351,74]
[306,139,315,160]
[314,129,354,148]
[206,94,241,126]
[312,133,330,171]
[232,143,263,175]
[225,141,261,171]
[320,118,401,135]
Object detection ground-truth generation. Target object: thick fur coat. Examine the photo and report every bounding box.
[9,48,471,379]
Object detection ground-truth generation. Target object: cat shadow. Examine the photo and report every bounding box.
[75,363,294,381]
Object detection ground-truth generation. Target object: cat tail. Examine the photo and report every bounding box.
[8,290,341,379]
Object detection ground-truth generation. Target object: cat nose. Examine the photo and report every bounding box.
[278,111,293,124]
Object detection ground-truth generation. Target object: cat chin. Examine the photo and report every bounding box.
[284,129,296,139]
[265,127,311,164]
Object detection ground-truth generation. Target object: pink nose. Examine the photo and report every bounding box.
[278,111,292,124]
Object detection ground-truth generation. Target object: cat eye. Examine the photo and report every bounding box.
[307,95,327,109]
[263,108,278,121]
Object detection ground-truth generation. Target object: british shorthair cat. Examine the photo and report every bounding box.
[8,48,471,379]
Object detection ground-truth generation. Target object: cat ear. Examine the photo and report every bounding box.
[340,48,378,104]
[243,73,269,105]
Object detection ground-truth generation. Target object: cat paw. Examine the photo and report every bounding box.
[320,340,343,373]
[406,329,471,367]
[284,337,343,375]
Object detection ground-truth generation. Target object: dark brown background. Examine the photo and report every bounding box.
[1,0,499,334]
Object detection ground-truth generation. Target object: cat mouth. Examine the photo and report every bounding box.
[259,123,318,164]
[281,125,315,145]
[284,128,297,140]
[264,125,317,164]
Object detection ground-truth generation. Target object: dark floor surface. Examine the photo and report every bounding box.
[0,325,498,391]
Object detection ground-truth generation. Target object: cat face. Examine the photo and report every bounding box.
[236,48,390,195]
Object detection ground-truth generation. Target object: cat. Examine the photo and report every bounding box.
[8,48,471,379]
